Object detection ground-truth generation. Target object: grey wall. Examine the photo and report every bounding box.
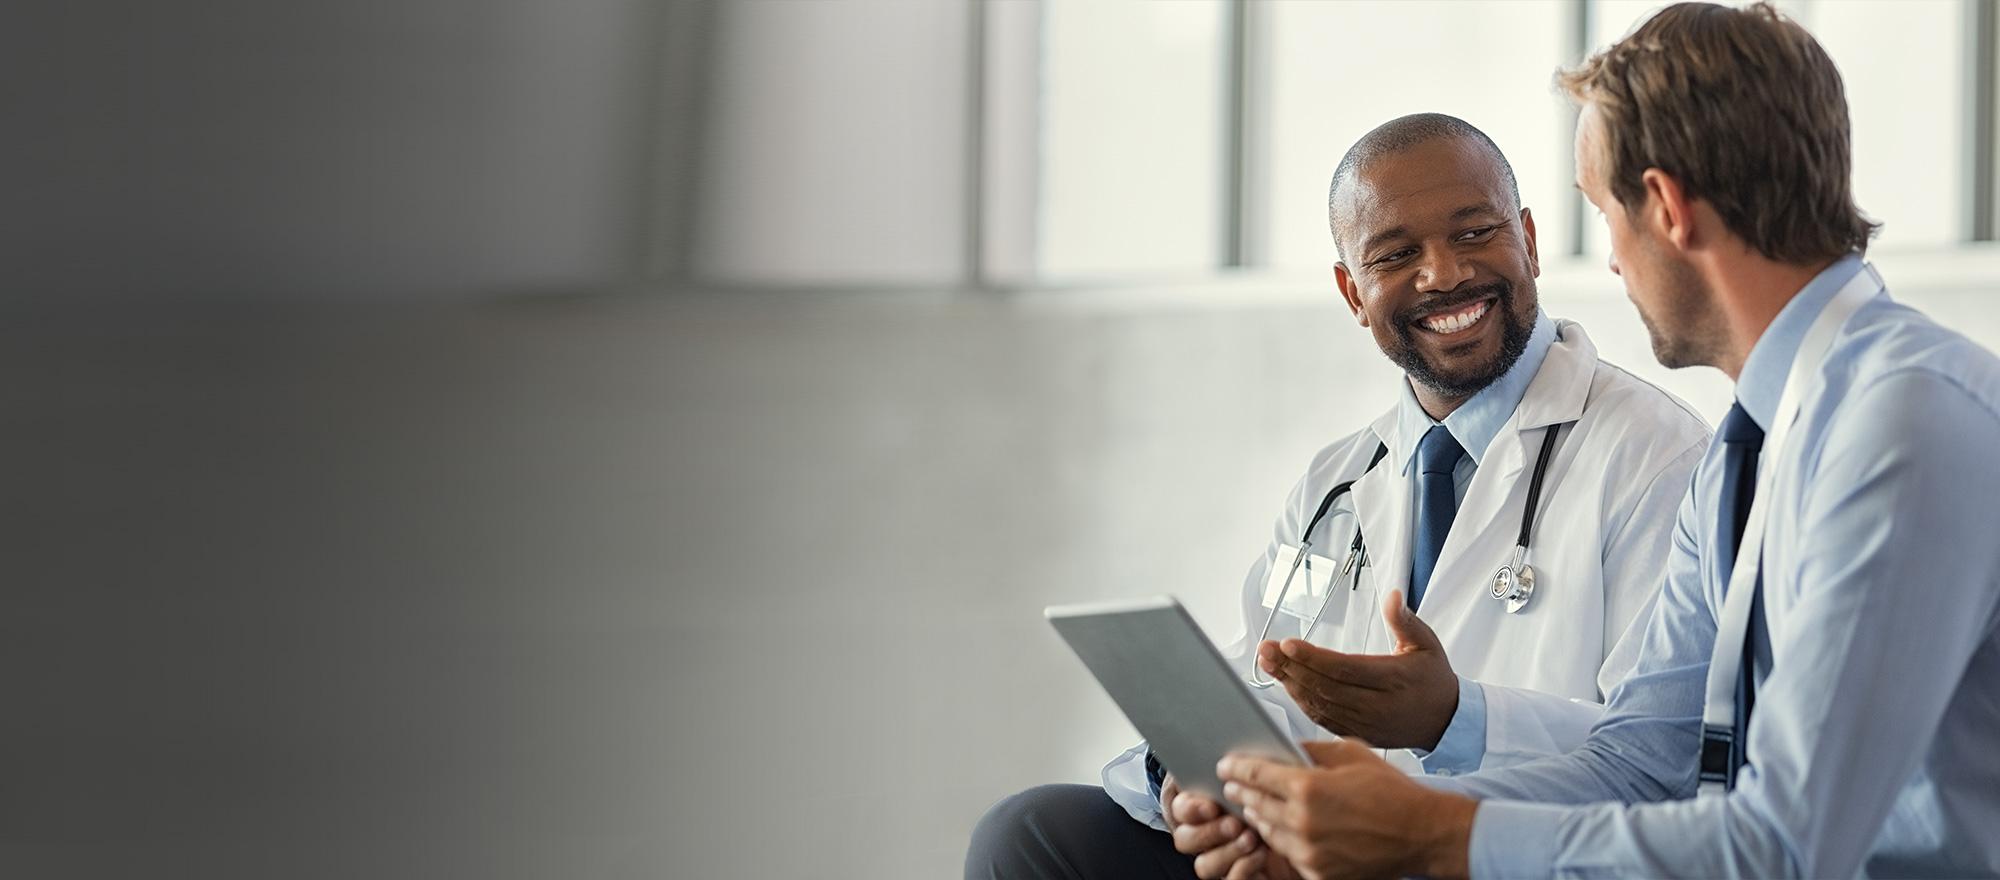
[0,0,662,302]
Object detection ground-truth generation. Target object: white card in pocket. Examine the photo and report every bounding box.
[1260,544,1347,621]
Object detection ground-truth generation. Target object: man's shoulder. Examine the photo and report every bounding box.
[1835,298,2000,415]
[1577,354,1713,448]
[1300,424,1389,483]
[1801,302,2000,495]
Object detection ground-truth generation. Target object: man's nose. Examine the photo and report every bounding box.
[1415,246,1475,293]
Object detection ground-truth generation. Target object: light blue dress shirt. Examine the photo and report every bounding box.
[1445,255,2000,877]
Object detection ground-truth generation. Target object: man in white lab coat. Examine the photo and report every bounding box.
[967,114,1711,880]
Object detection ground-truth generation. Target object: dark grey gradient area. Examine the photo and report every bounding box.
[1,295,1376,879]
[0,0,668,303]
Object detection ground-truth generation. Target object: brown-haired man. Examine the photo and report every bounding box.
[1215,3,2000,878]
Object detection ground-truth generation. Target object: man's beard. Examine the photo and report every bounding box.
[1384,279,1535,399]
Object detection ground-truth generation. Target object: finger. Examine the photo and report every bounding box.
[1216,754,1301,799]
[1381,589,1444,654]
[1224,846,1269,880]
[1300,737,1376,767]
[1161,776,1180,826]
[1257,640,1284,674]
[1224,780,1279,814]
[1274,639,1394,692]
[1174,791,1223,825]
[1266,652,1394,725]
[1241,804,1308,863]
[1273,674,1341,729]
[1264,820,1312,868]
[1172,813,1245,856]
[1192,826,1262,879]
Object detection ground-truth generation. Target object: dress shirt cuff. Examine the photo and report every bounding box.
[1417,674,1488,776]
[1470,800,1566,880]
[1101,742,1168,830]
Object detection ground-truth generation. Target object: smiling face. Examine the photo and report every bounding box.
[1334,137,1542,404]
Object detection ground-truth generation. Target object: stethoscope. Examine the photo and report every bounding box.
[1246,422,1567,689]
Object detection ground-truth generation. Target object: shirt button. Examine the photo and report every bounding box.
[1435,768,1455,777]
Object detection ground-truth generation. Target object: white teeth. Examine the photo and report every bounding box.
[1421,300,1491,334]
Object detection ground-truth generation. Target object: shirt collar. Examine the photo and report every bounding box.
[1394,309,1558,475]
[1734,253,1866,430]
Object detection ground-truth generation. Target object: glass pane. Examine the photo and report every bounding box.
[1039,0,1229,278]
[1798,0,1962,252]
[1583,0,1963,256]
[1579,0,1668,259]
[1262,0,1570,272]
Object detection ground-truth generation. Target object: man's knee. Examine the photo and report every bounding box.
[966,783,1131,879]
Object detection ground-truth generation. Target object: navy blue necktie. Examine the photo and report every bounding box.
[1716,402,1766,785]
[1409,425,1465,610]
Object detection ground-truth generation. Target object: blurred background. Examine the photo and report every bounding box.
[5,1,1998,877]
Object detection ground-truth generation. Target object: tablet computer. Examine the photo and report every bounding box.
[1046,595,1307,814]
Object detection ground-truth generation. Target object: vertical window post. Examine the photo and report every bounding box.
[1560,0,1593,258]
[1223,0,1268,268]
[1966,0,1997,242]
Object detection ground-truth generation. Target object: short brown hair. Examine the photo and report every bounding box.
[1559,1,1877,263]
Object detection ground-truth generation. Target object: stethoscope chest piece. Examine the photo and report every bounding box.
[1490,545,1535,614]
[1485,423,1565,615]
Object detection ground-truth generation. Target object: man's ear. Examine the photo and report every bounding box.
[1334,262,1367,327]
[1519,206,1541,277]
[1640,168,1697,252]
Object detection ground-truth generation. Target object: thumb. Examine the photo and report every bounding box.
[1382,590,1443,653]
[1300,737,1373,767]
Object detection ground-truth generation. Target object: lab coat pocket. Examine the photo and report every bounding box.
[1260,545,1349,638]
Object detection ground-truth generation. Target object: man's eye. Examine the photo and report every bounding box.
[1374,248,1416,266]
[1456,226,1499,242]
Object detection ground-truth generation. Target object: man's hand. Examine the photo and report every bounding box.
[1256,590,1459,750]
[1217,740,1477,880]
[1163,774,1300,880]
[1162,772,1184,831]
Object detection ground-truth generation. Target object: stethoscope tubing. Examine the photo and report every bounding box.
[1246,423,1567,688]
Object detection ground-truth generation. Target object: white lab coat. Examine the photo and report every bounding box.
[1104,320,1711,828]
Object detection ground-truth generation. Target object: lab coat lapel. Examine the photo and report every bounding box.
[1354,408,1412,600]
[1510,319,1595,433]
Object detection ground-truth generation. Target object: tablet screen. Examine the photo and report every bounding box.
[1046,596,1307,814]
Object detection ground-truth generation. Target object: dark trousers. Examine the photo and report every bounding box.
[965,783,1200,880]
